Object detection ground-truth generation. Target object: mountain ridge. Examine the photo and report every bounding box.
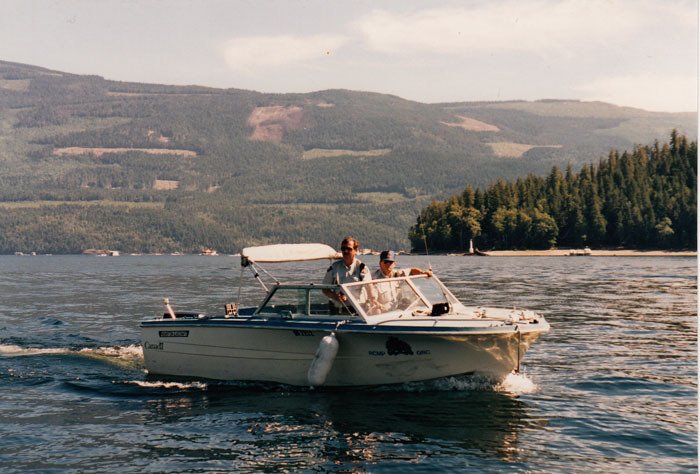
[0,60,696,253]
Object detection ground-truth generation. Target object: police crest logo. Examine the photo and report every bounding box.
[386,336,413,356]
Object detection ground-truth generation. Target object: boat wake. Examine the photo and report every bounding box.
[78,345,144,369]
[495,372,538,394]
[119,372,539,394]
[120,380,208,391]
[0,344,69,357]
[0,343,144,369]
[384,371,538,395]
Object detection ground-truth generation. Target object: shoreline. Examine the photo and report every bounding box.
[7,249,698,258]
[455,249,697,257]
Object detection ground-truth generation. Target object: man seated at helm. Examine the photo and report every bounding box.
[322,236,372,313]
[369,250,432,313]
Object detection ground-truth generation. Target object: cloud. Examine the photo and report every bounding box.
[215,1,696,110]
[354,1,694,57]
[223,34,349,72]
[576,73,698,112]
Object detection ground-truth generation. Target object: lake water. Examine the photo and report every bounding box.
[0,255,696,472]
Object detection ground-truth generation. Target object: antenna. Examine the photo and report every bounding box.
[422,231,432,272]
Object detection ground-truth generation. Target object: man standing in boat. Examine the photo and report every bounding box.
[323,236,372,311]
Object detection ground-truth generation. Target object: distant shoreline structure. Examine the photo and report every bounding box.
[7,249,697,257]
[444,249,696,257]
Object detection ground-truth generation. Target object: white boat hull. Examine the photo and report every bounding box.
[140,258,550,387]
[141,321,545,386]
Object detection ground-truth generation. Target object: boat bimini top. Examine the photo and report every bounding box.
[238,243,340,292]
[241,243,341,264]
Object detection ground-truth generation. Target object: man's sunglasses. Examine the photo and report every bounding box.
[341,246,355,252]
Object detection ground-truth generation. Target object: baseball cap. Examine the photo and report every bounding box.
[380,250,396,262]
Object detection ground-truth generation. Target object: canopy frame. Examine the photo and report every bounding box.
[230,243,341,314]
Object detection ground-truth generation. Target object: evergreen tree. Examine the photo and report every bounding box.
[411,132,697,251]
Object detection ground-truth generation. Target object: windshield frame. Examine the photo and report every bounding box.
[342,274,458,320]
[254,284,362,320]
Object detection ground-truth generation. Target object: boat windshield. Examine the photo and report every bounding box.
[343,276,460,318]
[255,286,359,318]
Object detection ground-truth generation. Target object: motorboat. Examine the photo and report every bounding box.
[140,244,550,387]
[568,247,592,256]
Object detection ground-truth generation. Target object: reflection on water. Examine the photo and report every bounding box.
[137,382,536,471]
[0,255,696,472]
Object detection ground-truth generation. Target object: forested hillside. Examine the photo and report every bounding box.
[0,60,696,253]
[410,132,697,251]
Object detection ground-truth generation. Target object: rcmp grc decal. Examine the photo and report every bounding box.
[368,337,431,357]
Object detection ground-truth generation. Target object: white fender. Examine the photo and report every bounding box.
[307,332,339,387]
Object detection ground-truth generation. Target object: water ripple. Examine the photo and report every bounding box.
[0,255,696,472]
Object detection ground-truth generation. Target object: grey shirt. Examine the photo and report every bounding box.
[323,259,371,309]
[323,259,372,285]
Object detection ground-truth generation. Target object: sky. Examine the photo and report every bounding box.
[2,0,697,112]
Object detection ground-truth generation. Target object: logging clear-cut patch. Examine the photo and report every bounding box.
[153,179,179,190]
[247,105,304,142]
[302,148,392,159]
[440,116,500,132]
[53,147,196,158]
[487,142,562,158]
